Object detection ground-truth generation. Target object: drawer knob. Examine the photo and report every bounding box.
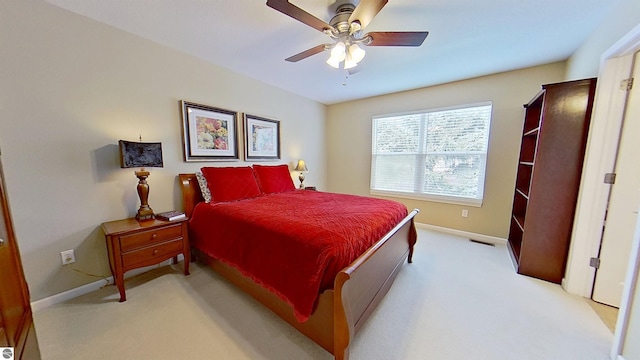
[152,233,157,239]
[153,249,159,255]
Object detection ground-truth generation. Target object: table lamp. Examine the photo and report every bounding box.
[294,159,309,189]
[119,140,163,221]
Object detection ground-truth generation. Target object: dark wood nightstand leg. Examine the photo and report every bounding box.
[182,224,191,275]
[184,251,190,276]
[115,274,126,302]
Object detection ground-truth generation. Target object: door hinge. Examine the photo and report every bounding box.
[621,78,634,91]
[590,257,601,269]
[604,173,616,184]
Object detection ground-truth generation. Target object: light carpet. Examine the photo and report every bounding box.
[34,229,613,359]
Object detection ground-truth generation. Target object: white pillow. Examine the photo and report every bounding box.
[195,172,212,203]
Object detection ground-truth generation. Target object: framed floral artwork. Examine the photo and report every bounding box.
[244,114,280,161]
[180,100,239,161]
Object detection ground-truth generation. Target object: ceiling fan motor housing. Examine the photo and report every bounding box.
[331,4,355,32]
[329,3,367,43]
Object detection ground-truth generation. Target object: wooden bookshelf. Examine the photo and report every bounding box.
[507,78,597,283]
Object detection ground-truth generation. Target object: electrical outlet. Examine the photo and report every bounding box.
[461,209,469,218]
[61,249,75,265]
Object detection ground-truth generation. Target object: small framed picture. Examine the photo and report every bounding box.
[244,114,281,161]
[180,101,239,161]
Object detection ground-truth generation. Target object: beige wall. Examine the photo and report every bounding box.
[0,0,326,301]
[326,63,566,238]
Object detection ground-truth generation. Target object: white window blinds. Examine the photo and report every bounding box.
[371,103,492,206]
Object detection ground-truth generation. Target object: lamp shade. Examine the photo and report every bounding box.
[349,43,366,63]
[344,53,357,70]
[294,159,308,172]
[326,41,346,69]
[119,140,164,168]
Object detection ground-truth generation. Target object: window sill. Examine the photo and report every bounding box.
[370,190,483,207]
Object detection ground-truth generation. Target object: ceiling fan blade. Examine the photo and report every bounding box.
[285,44,329,62]
[349,0,388,29]
[365,31,429,46]
[266,0,334,33]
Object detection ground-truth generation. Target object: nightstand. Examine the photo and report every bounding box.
[304,186,317,191]
[102,217,190,302]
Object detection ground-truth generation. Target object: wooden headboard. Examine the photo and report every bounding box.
[178,173,203,218]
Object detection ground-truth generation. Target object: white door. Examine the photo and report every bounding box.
[592,51,640,307]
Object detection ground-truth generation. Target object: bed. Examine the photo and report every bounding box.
[178,165,418,360]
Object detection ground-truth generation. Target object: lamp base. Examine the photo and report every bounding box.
[135,170,155,221]
[136,208,155,221]
[298,172,305,189]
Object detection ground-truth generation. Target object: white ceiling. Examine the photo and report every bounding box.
[45,0,620,105]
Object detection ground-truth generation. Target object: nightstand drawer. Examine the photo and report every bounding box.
[119,224,183,252]
[121,239,183,268]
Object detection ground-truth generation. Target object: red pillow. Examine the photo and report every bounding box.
[200,166,262,203]
[252,164,295,194]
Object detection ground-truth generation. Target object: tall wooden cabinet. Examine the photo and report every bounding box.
[507,78,597,284]
[0,150,41,359]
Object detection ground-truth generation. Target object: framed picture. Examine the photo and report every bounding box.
[244,114,281,161]
[180,100,239,161]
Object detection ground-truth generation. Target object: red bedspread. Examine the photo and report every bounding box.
[188,190,408,321]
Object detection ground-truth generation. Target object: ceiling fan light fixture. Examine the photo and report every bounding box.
[349,21,362,35]
[344,60,357,70]
[327,41,365,70]
[327,41,346,68]
[344,53,357,70]
[326,56,341,68]
[349,43,366,63]
[330,41,346,61]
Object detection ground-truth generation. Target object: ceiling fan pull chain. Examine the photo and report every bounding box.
[342,73,350,87]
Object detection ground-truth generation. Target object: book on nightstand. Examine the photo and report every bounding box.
[156,210,186,221]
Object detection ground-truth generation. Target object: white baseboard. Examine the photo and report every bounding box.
[31,256,183,312]
[416,222,507,245]
[31,277,112,312]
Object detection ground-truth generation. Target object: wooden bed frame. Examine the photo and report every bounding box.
[179,173,419,360]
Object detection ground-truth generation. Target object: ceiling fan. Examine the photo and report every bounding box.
[266,0,429,70]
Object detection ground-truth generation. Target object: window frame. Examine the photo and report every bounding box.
[370,102,493,207]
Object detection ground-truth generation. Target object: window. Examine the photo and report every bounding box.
[370,102,492,206]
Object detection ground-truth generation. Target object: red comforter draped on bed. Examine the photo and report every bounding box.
[188,190,408,321]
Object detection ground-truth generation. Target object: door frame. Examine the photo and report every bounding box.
[560,22,640,359]
[611,205,640,360]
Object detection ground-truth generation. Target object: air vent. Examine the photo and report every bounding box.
[469,239,495,247]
